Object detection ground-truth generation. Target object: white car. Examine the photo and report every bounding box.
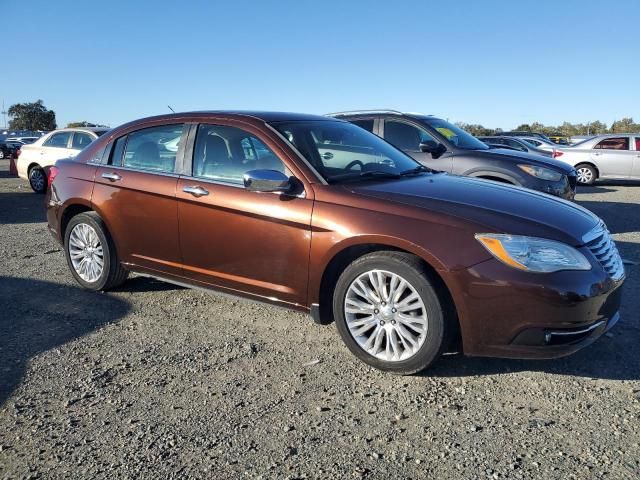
[553,134,640,185]
[518,137,559,153]
[16,127,109,192]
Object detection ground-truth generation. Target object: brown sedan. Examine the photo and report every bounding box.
[45,112,625,374]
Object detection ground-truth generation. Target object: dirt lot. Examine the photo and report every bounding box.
[0,158,638,479]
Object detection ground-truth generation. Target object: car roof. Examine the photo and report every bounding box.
[128,111,337,124]
[53,127,110,134]
[327,110,437,120]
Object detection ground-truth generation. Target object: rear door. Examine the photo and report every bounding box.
[40,131,73,166]
[381,118,453,172]
[591,136,633,178]
[175,121,313,306]
[632,137,640,179]
[92,123,187,276]
[70,131,96,156]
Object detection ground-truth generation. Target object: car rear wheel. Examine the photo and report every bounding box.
[333,251,449,375]
[28,166,47,193]
[575,164,596,185]
[64,212,128,291]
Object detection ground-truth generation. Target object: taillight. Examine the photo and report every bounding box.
[47,166,59,187]
[553,150,564,158]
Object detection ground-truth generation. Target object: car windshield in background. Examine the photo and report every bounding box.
[420,118,490,151]
[271,120,425,183]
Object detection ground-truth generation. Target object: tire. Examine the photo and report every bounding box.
[575,164,597,185]
[64,212,128,291]
[333,251,449,375]
[28,166,47,193]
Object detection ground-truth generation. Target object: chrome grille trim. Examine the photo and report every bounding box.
[583,222,625,281]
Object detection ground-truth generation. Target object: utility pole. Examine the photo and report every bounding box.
[1,100,6,129]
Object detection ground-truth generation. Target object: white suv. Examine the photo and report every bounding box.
[17,127,109,192]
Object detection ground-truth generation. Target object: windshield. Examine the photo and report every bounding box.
[271,120,426,183]
[419,118,489,150]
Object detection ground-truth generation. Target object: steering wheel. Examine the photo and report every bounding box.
[344,160,364,170]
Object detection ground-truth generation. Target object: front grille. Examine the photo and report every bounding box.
[584,225,625,281]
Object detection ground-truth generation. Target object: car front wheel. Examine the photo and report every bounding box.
[29,166,47,193]
[333,251,449,375]
[64,212,128,291]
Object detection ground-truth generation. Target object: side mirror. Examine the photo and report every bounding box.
[243,169,292,193]
[419,141,446,158]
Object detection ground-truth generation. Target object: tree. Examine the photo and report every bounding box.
[515,124,532,132]
[610,117,640,133]
[66,121,109,128]
[455,122,495,136]
[8,100,56,131]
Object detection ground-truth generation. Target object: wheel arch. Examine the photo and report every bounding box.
[313,240,461,351]
[27,162,42,174]
[59,202,94,240]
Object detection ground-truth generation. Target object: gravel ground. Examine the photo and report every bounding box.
[0,158,638,479]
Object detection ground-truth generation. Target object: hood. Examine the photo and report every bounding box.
[471,148,575,174]
[350,173,599,246]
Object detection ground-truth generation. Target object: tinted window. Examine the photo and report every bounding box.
[193,124,285,185]
[109,136,127,165]
[384,121,434,151]
[594,137,630,150]
[350,119,375,132]
[505,139,526,151]
[44,132,71,148]
[71,132,94,150]
[419,118,489,150]
[272,120,422,183]
[122,124,184,173]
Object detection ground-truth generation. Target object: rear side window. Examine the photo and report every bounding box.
[594,137,629,150]
[350,119,375,132]
[121,124,184,173]
[192,124,285,185]
[636,138,640,151]
[71,132,94,150]
[44,132,71,148]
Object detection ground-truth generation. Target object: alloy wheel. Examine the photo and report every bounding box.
[68,223,104,283]
[344,269,428,362]
[29,168,45,192]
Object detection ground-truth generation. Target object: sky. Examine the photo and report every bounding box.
[1,0,639,130]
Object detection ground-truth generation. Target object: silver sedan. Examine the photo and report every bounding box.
[553,134,640,184]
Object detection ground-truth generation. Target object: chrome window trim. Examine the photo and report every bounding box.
[182,173,306,198]
[263,123,328,185]
[97,164,181,178]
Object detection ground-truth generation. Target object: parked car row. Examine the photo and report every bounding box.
[476,131,640,185]
[15,127,109,192]
[42,110,625,375]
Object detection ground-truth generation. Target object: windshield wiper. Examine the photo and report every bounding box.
[328,170,401,183]
[399,165,431,176]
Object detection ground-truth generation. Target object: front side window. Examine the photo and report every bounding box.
[594,137,629,150]
[192,124,285,185]
[122,124,184,173]
[384,120,434,151]
[350,119,375,132]
[71,132,95,150]
[271,120,424,183]
[44,132,71,148]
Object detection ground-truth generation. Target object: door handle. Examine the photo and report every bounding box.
[101,172,122,182]
[183,185,209,197]
[593,152,601,156]
[321,152,334,160]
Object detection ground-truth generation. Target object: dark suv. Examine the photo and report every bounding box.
[329,111,577,200]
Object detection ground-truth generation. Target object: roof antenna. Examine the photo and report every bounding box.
[167,105,175,113]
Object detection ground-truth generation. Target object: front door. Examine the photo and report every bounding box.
[382,119,453,172]
[40,131,74,166]
[92,123,187,276]
[176,123,313,307]
[591,136,633,178]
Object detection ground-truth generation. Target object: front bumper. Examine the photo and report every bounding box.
[449,257,623,360]
[526,173,576,201]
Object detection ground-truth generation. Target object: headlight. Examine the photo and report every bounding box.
[475,234,591,273]
[518,164,563,181]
